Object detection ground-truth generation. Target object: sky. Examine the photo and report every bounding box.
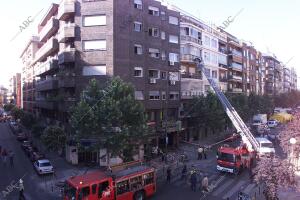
[0,0,299,88]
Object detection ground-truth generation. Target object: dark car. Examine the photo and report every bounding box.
[17,133,28,141]
[30,151,45,162]
[21,141,32,150]
[24,146,38,157]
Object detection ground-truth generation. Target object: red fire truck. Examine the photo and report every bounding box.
[63,165,156,200]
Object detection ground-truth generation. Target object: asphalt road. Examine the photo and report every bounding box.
[0,122,58,200]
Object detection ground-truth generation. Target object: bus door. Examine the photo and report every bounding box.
[98,179,113,200]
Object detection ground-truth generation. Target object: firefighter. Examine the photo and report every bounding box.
[197,146,203,160]
[19,179,25,200]
[201,175,209,192]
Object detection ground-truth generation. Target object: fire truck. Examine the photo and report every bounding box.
[63,164,156,200]
[195,58,259,174]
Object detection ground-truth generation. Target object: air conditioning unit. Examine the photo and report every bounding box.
[170,80,176,85]
[169,61,175,66]
[149,78,157,84]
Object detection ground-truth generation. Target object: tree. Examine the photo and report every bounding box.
[71,77,148,162]
[10,106,24,120]
[253,155,296,200]
[41,126,66,151]
[3,103,15,112]
[20,112,36,129]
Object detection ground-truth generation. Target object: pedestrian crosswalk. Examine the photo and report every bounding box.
[170,171,257,200]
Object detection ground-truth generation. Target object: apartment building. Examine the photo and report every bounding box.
[21,0,181,163]
[0,86,8,106]
[291,67,298,90]
[262,54,281,95]
[283,67,291,93]
[7,73,22,107]
[20,36,40,113]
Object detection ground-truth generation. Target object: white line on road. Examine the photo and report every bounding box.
[222,180,246,199]
[212,178,234,196]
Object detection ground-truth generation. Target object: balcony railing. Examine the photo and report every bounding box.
[218,54,227,65]
[58,77,75,88]
[180,35,202,45]
[39,16,59,42]
[231,88,243,93]
[58,48,76,64]
[36,58,58,76]
[58,0,75,20]
[57,23,75,43]
[35,37,59,62]
[230,63,243,71]
[36,79,58,91]
[181,54,201,62]
[228,75,243,82]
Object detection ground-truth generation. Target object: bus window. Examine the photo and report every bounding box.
[130,176,143,190]
[116,180,129,195]
[98,181,109,198]
[78,186,90,200]
[92,184,97,194]
[143,172,154,185]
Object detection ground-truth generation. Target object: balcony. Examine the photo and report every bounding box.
[181,78,203,99]
[58,97,76,112]
[58,0,75,21]
[228,75,243,82]
[229,63,243,71]
[58,77,75,88]
[39,17,59,42]
[36,79,58,91]
[181,54,201,63]
[36,58,58,76]
[181,73,202,79]
[35,99,57,110]
[57,23,75,43]
[58,48,76,64]
[231,88,243,93]
[35,37,59,62]
[218,54,227,65]
[180,35,202,45]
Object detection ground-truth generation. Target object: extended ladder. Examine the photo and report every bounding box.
[195,60,259,151]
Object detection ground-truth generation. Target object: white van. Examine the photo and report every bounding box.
[255,137,275,156]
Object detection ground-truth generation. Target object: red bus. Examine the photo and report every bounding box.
[63,165,156,200]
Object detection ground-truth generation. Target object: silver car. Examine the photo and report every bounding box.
[34,159,54,175]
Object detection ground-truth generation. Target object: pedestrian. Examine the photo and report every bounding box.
[161,152,165,162]
[2,149,7,166]
[203,146,207,159]
[197,146,203,160]
[19,179,25,200]
[190,171,197,192]
[181,164,187,180]
[9,150,14,167]
[166,167,171,183]
[201,175,209,192]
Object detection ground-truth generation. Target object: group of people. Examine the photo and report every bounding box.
[197,145,208,160]
[189,167,209,193]
[0,145,15,166]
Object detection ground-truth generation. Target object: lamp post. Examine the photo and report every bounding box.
[290,138,297,168]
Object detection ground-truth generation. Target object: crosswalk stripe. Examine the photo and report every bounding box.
[243,183,256,194]
[222,180,246,199]
[212,178,234,196]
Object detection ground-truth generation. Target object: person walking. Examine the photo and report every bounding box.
[203,146,207,159]
[9,150,14,167]
[190,171,197,192]
[2,149,8,166]
[181,164,187,180]
[197,146,203,160]
[201,175,209,192]
[19,179,25,200]
[166,167,171,183]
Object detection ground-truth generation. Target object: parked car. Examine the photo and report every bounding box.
[30,152,45,162]
[24,146,38,157]
[17,133,28,141]
[21,140,32,150]
[34,159,54,175]
[267,120,278,128]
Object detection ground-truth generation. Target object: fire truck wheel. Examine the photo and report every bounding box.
[134,190,145,200]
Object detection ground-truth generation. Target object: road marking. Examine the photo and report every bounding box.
[212,177,234,196]
[222,180,246,199]
[242,183,256,194]
[199,175,226,200]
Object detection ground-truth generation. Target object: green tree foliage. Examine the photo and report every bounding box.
[20,112,36,129]
[71,77,148,161]
[41,126,66,151]
[3,103,15,112]
[274,90,300,108]
[11,106,25,120]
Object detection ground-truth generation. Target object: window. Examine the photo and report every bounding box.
[149,48,160,58]
[149,70,159,78]
[134,0,142,9]
[169,72,179,81]
[204,36,210,46]
[161,71,167,80]
[143,172,155,185]
[169,53,179,62]
[169,92,179,100]
[135,91,144,100]
[211,39,217,48]
[204,68,211,78]
[148,6,159,16]
[204,51,210,62]
[83,65,106,76]
[130,176,143,191]
[83,15,106,26]
[212,70,217,79]
[149,28,159,37]
[161,91,166,100]
[204,85,210,92]
[134,44,143,55]
[98,181,109,198]
[92,184,97,194]
[116,180,130,195]
[134,67,143,77]
[169,16,179,25]
[161,11,166,20]
[161,31,166,40]
[134,21,142,32]
[169,35,179,44]
[81,186,90,197]
[161,51,166,60]
[149,91,160,100]
[83,40,106,51]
